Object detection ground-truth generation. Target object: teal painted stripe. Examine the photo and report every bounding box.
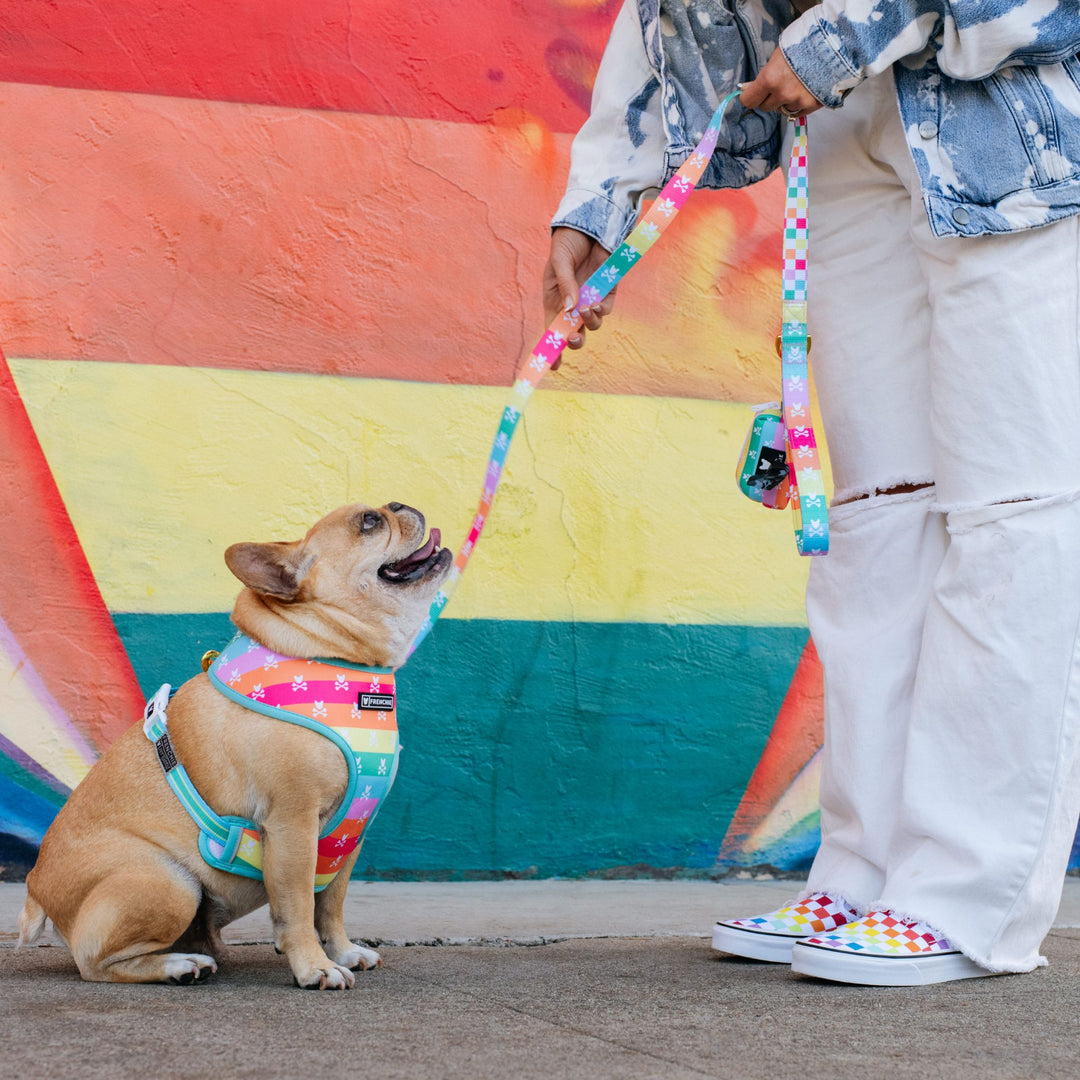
[111,613,807,879]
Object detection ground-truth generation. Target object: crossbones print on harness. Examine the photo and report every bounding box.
[142,632,400,891]
[408,96,828,658]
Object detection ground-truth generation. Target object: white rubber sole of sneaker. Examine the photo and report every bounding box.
[791,942,993,986]
[711,922,803,963]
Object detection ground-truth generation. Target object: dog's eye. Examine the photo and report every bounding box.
[360,511,383,533]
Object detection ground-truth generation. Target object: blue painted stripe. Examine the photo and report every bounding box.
[0,771,64,847]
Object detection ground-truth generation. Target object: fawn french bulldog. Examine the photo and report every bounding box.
[19,502,450,988]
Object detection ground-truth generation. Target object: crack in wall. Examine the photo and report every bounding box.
[519,404,585,712]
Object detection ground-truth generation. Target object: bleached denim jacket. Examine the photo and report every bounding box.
[553,0,1080,243]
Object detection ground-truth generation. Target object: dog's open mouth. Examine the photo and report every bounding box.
[378,528,451,584]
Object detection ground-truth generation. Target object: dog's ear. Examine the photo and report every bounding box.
[224,541,307,600]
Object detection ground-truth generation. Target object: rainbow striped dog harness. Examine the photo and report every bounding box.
[143,631,400,891]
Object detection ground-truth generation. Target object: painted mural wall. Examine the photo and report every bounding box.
[4,1,1062,881]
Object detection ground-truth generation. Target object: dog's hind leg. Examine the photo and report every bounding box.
[172,893,230,964]
[314,846,381,971]
[70,862,217,984]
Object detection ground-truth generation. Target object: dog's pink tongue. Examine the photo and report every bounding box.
[397,529,441,568]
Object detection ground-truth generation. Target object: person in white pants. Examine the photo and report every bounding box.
[715,67,1080,985]
[546,4,1080,985]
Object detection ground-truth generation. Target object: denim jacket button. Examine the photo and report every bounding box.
[918,120,939,139]
[952,206,971,225]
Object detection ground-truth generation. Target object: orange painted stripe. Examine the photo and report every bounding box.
[0,81,786,403]
[0,349,144,751]
[718,638,824,861]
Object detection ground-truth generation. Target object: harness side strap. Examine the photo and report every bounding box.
[143,684,248,861]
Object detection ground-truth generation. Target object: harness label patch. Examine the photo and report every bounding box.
[358,692,395,711]
[155,733,179,773]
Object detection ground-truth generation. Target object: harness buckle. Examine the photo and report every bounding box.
[142,683,173,738]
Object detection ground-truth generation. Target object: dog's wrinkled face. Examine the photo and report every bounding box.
[224,502,452,666]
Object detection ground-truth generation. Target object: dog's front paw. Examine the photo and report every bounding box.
[331,942,382,971]
[292,961,356,991]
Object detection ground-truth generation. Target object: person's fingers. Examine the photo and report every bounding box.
[545,266,578,327]
[551,228,592,305]
[542,229,614,369]
[554,328,586,371]
[739,50,822,117]
[552,259,580,316]
[742,80,793,114]
[598,286,617,317]
[542,265,564,326]
[543,233,579,324]
[579,306,603,332]
[738,78,768,112]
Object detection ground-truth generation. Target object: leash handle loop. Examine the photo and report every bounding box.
[779,118,828,556]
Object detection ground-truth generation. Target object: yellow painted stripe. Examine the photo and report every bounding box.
[10,359,830,625]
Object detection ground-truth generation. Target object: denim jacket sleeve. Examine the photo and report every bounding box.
[782,0,1080,108]
[552,0,787,250]
[551,0,668,251]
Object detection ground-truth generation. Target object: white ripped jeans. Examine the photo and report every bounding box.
[801,69,1080,971]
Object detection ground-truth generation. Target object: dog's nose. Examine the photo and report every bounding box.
[387,502,404,513]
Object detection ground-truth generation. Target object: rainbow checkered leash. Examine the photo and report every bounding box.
[408,95,827,657]
[778,119,828,556]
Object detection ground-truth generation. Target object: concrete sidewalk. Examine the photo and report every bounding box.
[3,880,1080,1079]
[5,878,1078,948]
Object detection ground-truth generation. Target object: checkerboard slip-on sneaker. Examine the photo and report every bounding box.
[711,894,858,963]
[791,910,992,986]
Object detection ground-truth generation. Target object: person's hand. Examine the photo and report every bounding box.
[739,48,822,119]
[542,227,615,368]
